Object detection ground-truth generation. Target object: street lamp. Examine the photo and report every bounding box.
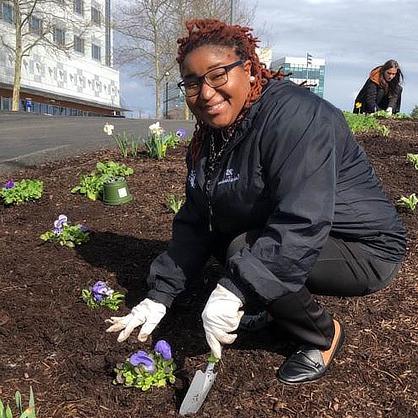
[164,71,170,119]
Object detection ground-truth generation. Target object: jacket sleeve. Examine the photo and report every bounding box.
[388,84,403,111]
[363,79,379,113]
[147,155,212,308]
[220,100,342,305]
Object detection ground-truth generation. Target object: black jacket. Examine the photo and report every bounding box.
[353,78,402,114]
[147,80,406,307]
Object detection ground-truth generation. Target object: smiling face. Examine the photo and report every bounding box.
[383,67,398,82]
[180,45,252,128]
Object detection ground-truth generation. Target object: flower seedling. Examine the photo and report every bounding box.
[104,124,141,158]
[145,123,185,159]
[71,161,134,200]
[82,281,124,311]
[0,179,43,205]
[40,215,90,248]
[166,194,184,214]
[0,386,36,418]
[397,193,418,212]
[114,340,176,391]
[406,153,418,170]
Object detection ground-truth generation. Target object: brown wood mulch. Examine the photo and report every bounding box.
[0,118,417,418]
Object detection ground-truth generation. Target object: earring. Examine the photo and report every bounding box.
[249,75,256,83]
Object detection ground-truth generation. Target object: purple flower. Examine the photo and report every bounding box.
[77,224,90,232]
[4,180,14,189]
[175,128,186,138]
[53,214,68,235]
[154,340,172,360]
[91,281,113,302]
[129,350,155,373]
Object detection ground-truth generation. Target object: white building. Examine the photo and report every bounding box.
[271,56,326,98]
[0,0,121,116]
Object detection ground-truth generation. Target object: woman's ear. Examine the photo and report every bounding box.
[244,60,252,78]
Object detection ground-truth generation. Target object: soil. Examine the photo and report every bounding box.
[0,118,417,418]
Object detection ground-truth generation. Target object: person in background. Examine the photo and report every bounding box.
[106,20,406,385]
[353,59,403,115]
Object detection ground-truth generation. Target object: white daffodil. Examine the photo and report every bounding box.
[149,121,164,136]
[103,123,115,136]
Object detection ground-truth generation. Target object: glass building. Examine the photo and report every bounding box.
[271,56,325,98]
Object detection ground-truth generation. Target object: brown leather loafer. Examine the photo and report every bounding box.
[278,320,345,385]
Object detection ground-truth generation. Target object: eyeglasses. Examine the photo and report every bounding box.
[178,60,243,97]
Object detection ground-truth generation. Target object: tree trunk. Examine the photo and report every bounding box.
[12,2,22,111]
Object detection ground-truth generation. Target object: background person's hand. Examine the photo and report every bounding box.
[106,298,166,342]
[202,284,244,359]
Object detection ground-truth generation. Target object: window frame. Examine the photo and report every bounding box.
[91,5,101,26]
[53,26,66,47]
[91,43,101,61]
[29,15,43,36]
[73,35,85,54]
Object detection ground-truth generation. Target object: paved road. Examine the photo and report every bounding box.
[0,112,195,174]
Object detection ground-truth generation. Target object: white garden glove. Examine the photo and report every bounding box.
[386,107,393,115]
[105,298,166,342]
[202,284,244,359]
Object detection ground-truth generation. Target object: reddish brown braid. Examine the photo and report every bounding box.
[177,19,286,165]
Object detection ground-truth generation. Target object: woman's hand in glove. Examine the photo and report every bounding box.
[105,298,166,342]
[202,284,244,359]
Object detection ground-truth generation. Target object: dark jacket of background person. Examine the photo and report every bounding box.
[353,67,402,114]
[147,79,406,308]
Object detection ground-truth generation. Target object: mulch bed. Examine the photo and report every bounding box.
[0,119,417,418]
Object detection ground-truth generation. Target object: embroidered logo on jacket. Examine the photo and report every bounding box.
[218,168,240,185]
[188,169,197,189]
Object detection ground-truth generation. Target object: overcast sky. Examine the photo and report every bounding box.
[119,0,418,117]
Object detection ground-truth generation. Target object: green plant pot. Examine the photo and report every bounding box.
[102,179,133,205]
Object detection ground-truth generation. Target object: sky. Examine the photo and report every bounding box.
[118,0,418,117]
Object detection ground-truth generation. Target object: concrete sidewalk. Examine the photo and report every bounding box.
[0,112,194,174]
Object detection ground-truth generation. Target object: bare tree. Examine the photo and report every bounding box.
[114,0,255,118]
[0,0,92,110]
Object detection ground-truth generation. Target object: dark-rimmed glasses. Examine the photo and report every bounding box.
[177,60,243,97]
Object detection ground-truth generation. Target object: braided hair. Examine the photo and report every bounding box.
[177,19,286,164]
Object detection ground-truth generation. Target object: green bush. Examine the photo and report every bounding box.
[343,112,390,136]
[0,179,43,205]
[71,161,134,200]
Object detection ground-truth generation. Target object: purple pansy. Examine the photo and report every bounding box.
[77,224,90,232]
[129,350,155,373]
[53,214,68,235]
[154,340,172,361]
[91,281,113,302]
[175,128,186,138]
[4,180,14,189]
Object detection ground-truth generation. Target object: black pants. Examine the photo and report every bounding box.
[220,233,401,350]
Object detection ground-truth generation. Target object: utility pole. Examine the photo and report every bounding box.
[164,71,170,118]
[306,53,312,89]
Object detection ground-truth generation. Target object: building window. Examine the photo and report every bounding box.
[53,27,66,46]
[74,35,84,53]
[29,16,43,35]
[73,0,83,15]
[91,6,101,26]
[91,43,101,61]
[1,2,14,24]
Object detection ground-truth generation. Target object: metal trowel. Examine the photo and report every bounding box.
[179,360,218,415]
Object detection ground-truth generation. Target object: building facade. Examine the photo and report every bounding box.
[271,56,325,98]
[0,0,121,116]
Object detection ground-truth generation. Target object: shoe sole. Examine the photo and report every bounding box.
[278,322,346,385]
